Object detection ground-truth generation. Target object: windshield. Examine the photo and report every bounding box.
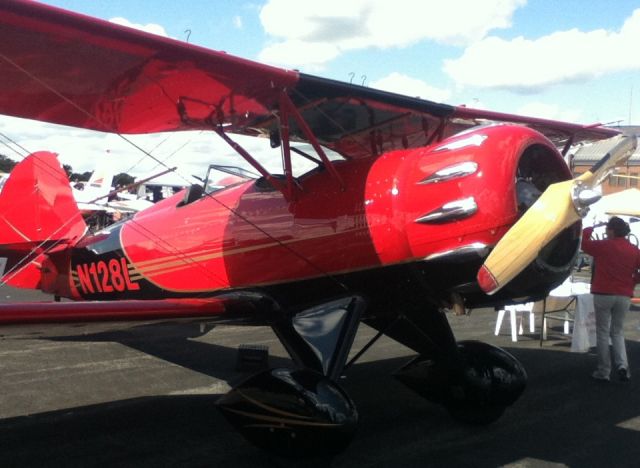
[202,142,346,193]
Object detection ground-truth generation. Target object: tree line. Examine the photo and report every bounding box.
[0,153,135,186]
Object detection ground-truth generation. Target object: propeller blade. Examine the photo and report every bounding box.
[477,134,637,295]
[477,180,577,295]
[578,134,637,188]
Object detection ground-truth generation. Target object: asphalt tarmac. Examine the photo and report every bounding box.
[2,284,640,467]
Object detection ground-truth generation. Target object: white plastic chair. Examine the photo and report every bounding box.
[495,302,535,342]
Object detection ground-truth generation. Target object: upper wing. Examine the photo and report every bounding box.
[0,0,618,162]
[0,0,296,134]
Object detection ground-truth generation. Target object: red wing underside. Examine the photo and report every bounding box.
[0,0,618,163]
[0,1,297,134]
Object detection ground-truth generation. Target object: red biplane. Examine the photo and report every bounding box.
[0,0,636,458]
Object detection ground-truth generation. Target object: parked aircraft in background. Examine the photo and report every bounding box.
[72,161,114,207]
[70,160,117,229]
[0,0,636,458]
[73,161,180,228]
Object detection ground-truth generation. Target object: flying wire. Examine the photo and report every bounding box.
[0,131,31,158]
[0,51,351,295]
[0,53,232,289]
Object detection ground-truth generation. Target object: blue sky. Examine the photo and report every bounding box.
[2,0,640,177]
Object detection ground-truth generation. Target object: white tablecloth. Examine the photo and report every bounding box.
[549,279,591,297]
[548,279,595,352]
[571,294,596,353]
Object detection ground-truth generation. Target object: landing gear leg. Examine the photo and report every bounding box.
[217,295,365,458]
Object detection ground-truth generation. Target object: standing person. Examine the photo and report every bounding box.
[582,216,640,382]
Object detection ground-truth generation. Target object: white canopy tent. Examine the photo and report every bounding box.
[591,188,640,217]
[583,188,640,245]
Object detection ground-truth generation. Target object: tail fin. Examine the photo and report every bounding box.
[0,151,86,288]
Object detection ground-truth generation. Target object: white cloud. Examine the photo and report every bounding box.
[515,102,583,123]
[109,17,170,37]
[0,116,302,181]
[233,16,243,29]
[259,40,341,71]
[445,8,640,92]
[370,73,451,102]
[257,0,526,68]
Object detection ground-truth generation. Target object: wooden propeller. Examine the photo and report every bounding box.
[477,134,637,295]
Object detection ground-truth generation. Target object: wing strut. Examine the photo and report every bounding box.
[427,118,448,145]
[212,91,345,200]
[279,92,344,191]
[213,126,287,194]
[277,93,296,201]
[561,135,575,156]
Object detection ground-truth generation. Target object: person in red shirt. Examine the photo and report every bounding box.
[582,216,640,382]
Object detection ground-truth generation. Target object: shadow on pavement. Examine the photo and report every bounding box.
[2,342,640,467]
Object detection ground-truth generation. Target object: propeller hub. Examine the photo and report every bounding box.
[571,181,601,217]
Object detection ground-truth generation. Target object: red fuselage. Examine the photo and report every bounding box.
[46,125,572,306]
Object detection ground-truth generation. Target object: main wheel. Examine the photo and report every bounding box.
[395,340,526,426]
[444,340,526,425]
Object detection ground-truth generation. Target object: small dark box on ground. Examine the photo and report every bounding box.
[236,344,269,372]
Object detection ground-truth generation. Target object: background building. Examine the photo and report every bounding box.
[571,126,640,195]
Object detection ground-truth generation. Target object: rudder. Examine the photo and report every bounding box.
[0,151,86,287]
